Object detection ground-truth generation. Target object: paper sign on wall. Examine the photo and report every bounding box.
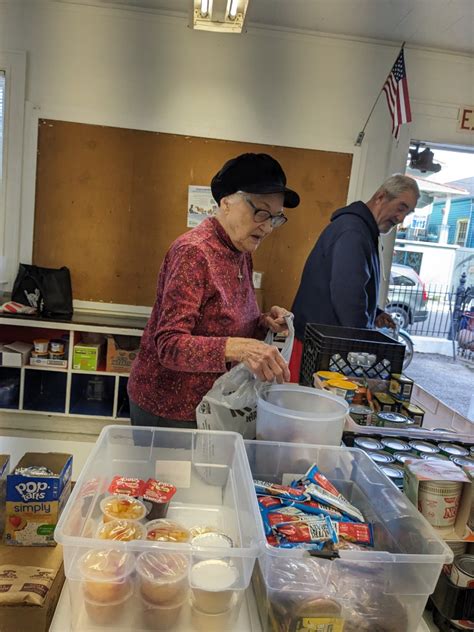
[187,186,218,227]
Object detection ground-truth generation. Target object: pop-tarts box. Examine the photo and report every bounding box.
[4,453,72,546]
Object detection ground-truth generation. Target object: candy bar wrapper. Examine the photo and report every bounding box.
[305,483,364,523]
[291,499,344,520]
[292,464,341,498]
[254,480,309,502]
[273,515,338,546]
[334,521,374,547]
[261,506,305,536]
[257,495,284,510]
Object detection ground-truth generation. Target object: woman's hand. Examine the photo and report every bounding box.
[263,305,291,334]
[225,337,290,383]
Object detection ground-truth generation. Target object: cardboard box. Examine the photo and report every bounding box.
[29,357,68,369]
[404,459,472,540]
[5,453,73,546]
[106,335,139,374]
[73,343,102,371]
[0,541,65,632]
[0,342,33,367]
[0,455,10,536]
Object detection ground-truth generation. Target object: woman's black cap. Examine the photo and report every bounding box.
[211,153,300,208]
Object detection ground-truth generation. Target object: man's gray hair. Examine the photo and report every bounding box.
[378,174,420,201]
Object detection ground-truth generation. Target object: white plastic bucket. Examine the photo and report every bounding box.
[256,384,348,446]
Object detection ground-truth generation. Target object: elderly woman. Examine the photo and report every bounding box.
[127,152,300,428]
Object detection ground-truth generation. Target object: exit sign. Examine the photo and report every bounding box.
[458,106,474,132]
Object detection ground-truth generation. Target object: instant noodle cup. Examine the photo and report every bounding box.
[136,551,189,605]
[141,594,188,630]
[80,549,135,603]
[146,519,191,543]
[84,588,133,625]
[191,559,239,614]
[96,518,146,541]
[100,494,147,522]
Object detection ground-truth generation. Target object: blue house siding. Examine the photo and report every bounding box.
[427,197,474,248]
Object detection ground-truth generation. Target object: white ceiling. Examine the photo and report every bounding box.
[56,0,474,55]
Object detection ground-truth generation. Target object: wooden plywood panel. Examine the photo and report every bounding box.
[33,120,352,308]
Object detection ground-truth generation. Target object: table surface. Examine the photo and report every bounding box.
[0,434,439,632]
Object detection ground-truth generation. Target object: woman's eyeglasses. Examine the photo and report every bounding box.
[244,197,288,228]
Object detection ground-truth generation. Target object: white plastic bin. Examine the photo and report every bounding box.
[256,384,348,446]
[245,440,452,632]
[55,425,261,631]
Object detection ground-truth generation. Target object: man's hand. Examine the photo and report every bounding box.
[225,337,290,383]
[375,311,397,330]
[263,305,291,334]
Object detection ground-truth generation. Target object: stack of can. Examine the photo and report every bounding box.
[353,436,474,490]
[447,554,474,629]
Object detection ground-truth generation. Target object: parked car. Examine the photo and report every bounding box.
[386,263,429,329]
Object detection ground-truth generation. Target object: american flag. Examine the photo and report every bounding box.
[382,48,412,138]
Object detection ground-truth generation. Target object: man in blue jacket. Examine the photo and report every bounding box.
[289,174,420,380]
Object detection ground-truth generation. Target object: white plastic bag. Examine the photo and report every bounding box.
[196,316,294,439]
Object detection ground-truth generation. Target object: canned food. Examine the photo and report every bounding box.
[409,440,440,456]
[393,451,419,464]
[400,402,425,427]
[444,542,468,575]
[314,370,346,383]
[420,453,449,461]
[450,555,474,588]
[451,456,474,467]
[380,438,411,454]
[380,465,404,487]
[439,443,470,458]
[376,412,410,429]
[326,379,358,403]
[373,392,398,412]
[354,437,384,452]
[349,405,372,426]
[367,451,395,465]
[389,373,414,401]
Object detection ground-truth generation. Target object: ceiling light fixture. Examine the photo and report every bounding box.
[191,0,250,33]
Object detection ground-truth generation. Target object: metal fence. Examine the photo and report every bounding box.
[386,272,473,348]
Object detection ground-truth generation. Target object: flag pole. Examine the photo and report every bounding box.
[355,42,406,146]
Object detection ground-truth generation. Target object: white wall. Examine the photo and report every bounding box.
[0,0,473,298]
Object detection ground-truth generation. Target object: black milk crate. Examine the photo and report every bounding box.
[299,323,405,386]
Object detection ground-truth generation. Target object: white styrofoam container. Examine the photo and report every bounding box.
[245,440,452,632]
[55,425,261,631]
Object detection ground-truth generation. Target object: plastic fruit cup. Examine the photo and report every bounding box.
[191,560,238,614]
[96,518,147,541]
[136,551,189,605]
[141,594,188,630]
[84,586,133,625]
[145,519,191,543]
[191,596,239,632]
[80,549,135,604]
[100,494,147,523]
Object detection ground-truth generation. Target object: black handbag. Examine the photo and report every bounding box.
[11,264,73,320]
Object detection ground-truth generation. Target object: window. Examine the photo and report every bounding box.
[391,275,416,287]
[0,70,4,180]
[456,219,469,246]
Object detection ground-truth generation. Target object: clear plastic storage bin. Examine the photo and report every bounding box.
[55,426,261,631]
[245,440,452,632]
[256,384,348,446]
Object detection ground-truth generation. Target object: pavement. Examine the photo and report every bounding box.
[406,352,474,418]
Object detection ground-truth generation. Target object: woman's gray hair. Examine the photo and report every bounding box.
[378,174,420,201]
